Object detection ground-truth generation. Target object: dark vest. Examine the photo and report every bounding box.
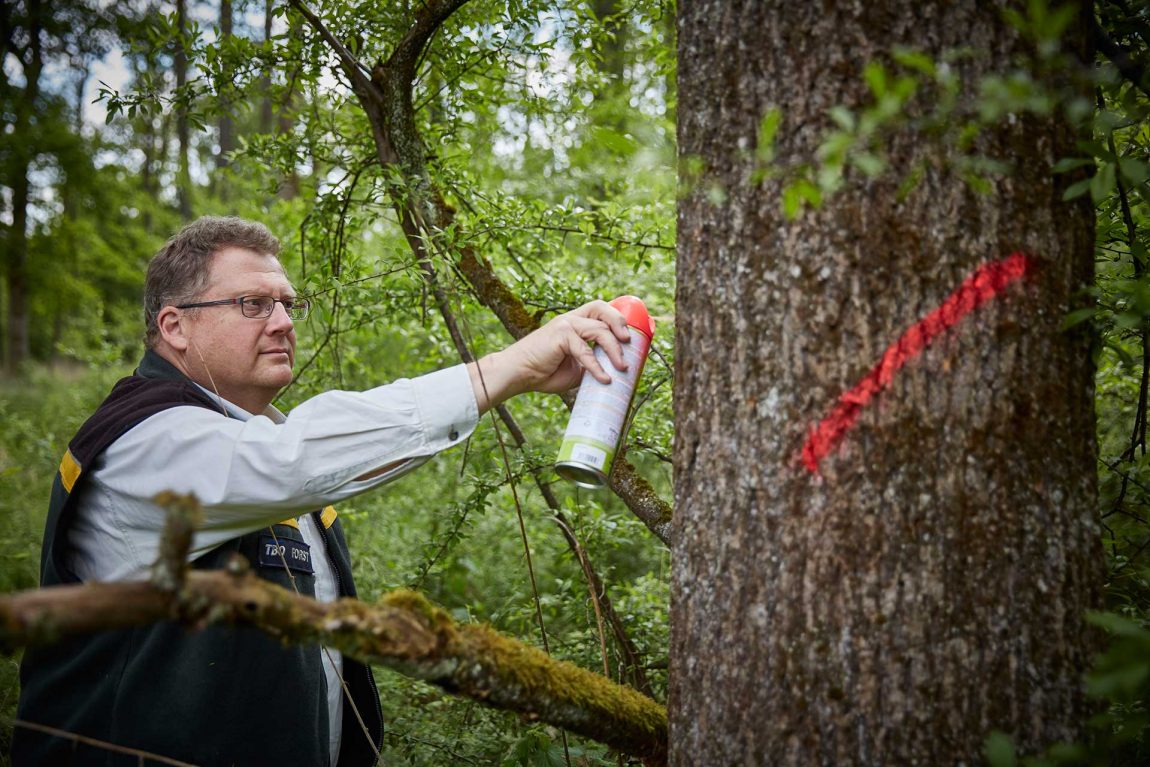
[12,350,384,767]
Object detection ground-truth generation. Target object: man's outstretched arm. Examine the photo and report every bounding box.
[465,300,632,414]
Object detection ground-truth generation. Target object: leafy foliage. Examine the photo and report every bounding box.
[4,0,674,762]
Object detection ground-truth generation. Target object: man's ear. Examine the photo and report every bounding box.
[157,306,189,352]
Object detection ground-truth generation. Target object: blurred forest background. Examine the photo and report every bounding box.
[1,0,1149,764]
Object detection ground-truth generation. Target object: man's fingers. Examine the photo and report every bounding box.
[567,315,629,372]
[571,339,612,384]
[575,300,632,342]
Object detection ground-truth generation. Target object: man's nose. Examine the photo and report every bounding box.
[265,301,295,333]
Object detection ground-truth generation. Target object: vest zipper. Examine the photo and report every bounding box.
[314,511,385,764]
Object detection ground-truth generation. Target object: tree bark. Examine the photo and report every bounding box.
[671,1,1101,764]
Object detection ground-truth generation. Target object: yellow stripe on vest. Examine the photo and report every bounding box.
[277,508,336,530]
[59,450,82,493]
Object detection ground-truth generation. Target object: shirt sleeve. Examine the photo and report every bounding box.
[89,364,478,549]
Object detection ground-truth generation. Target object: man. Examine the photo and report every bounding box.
[13,216,630,766]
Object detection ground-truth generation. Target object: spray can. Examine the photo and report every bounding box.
[555,296,655,488]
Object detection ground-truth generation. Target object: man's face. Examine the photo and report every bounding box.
[179,247,297,413]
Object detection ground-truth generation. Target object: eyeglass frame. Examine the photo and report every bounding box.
[174,295,311,321]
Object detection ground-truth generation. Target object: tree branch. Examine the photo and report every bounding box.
[287,0,397,164]
[285,0,373,90]
[415,254,655,696]
[0,571,669,763]
[386,0,470,83]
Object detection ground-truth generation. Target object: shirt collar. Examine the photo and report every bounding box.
[137,349,286,424]
[190,382,286,424]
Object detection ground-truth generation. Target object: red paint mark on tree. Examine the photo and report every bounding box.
[800,252,1035,474]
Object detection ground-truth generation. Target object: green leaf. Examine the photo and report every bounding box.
[705,184,728,207]
[891,47,936,76]
[817,131,854,164]
[1086,663,1150,699]
[1051,157,1093,174]
[1118,158,1149,186]
[593,127,637,155]
[863,61,887,96]
[1061,307,1097,330]
[1062,177,1092,200]
[1105,337,1136,367]
[817,163,844,193]
[1046,742,1087,762]
[852,152,886,177]
[896,162,926,202]
[1090,162,1116,203]
[782,179,821,220]
[1087,611,1150,639]
[985,731,1017,767]
[827,106,855,131]
[891,75,918,101]
[757,108,782,163]
[782,186,801,220]
[1075,139,1106,157]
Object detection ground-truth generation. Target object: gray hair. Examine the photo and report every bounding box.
[143,216,281,347]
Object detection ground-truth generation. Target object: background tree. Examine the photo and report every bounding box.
[672,0,1102,763]
[1,0,44,372]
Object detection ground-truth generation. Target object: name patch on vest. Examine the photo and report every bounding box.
[258,534,315,574]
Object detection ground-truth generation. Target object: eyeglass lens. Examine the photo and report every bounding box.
[241,296,309,320]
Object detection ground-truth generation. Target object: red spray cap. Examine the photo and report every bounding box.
[610,295,655,338]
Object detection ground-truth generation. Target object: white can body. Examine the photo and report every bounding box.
[555,325,651,487]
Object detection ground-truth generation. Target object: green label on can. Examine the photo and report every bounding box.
[557,434,617,474]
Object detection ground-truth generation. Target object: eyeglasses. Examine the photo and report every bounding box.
[175,295,311,321]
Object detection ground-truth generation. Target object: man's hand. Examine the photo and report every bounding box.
[467,300,632,413]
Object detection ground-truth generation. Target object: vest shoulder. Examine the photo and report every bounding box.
[69,376,220,466]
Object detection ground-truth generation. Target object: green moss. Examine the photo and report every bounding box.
[381,589,454,632]
[459,623,668,742]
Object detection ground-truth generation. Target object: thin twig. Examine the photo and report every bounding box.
[8,720,199,767]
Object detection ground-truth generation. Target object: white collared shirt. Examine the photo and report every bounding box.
[65,363,479,766]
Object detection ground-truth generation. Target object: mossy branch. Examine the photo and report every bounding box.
[0,571,669,762]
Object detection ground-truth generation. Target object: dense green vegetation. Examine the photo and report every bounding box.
[2,0,1149,764]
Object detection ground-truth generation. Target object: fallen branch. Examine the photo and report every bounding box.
[0,566,668,762]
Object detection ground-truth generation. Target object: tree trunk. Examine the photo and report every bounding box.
[259,0,274,135]
[670,1,1101,764]
[6,169,31,372]
[216,0,234,172]
[592,0,627,86]
[4,0,43,373]
[174,0,192,219]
